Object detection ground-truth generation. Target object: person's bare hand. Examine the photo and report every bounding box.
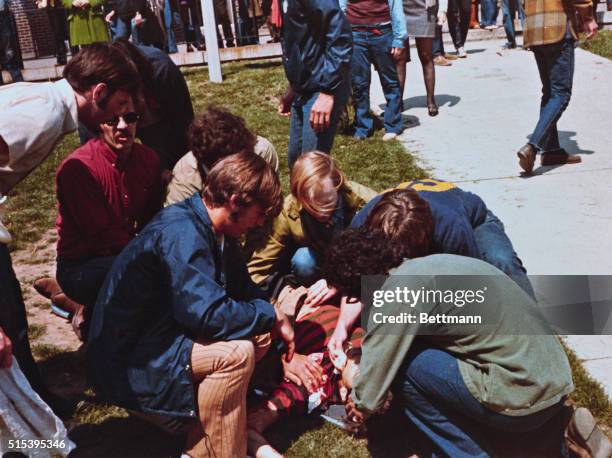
[278,88,295,117]
[327,323,348,355]
[305,278,338,307]
[105,10,115,22]
[0,326,13,369]
[390,47,403,59]
[273,308,295,361]
[346,396,367,423]
[437,11,447,26]
[309,92,334,133]
[282,353,323,392]
[582,18,598,40]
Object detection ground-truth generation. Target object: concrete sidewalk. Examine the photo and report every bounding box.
[369,39,612,396]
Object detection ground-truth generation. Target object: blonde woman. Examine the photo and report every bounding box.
[248,151,376,290]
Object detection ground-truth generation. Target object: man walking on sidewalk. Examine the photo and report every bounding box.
[516,0,598,175]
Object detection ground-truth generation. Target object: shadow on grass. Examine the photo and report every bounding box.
[69,415,184,457]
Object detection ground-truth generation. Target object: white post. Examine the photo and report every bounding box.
[200,0,223,82]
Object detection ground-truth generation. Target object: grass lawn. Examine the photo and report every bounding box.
[4,60,611,455]
[580,29,612,60]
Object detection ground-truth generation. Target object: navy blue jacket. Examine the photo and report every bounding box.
[87,194,276,418]
[351,180,488,258]
[281,0,352,97]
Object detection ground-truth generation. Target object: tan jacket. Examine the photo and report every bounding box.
[523,0,595,48]
[247,181,377,285]
[164,136,280,206]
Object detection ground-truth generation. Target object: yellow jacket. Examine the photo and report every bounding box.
[247,181,377,284]
[524,0,595,48]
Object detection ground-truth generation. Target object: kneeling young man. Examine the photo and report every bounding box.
[87,153,295,458]
[324,220,611,457]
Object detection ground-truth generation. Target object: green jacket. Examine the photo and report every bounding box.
[63,0,109,46]
[354,254,574,416]
[248,181,377,285]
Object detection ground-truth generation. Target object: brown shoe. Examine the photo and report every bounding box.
[565,407,612,458]
[517,144,537,175]
[541,150,582,166]
[443,53,458,60]
[33,277,63,300]
[433,56,452,67]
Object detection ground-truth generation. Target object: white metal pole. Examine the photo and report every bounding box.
[200,0,223,82]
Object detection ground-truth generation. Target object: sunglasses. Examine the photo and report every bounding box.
[104,112,141,127]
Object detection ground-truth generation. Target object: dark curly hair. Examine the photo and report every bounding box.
[188,106,257,180]
[324,227,405,298]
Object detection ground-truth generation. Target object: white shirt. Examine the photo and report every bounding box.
[0,79,78,195]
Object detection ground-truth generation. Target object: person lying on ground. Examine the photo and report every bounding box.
[0,43,141,416]
[247,151,376,291]
[79,38,194,181]
[87,153,294,458]
[247,304,363,458]
[351,179,534,298]
[323,226,612,458]
[48,95,163,339]
[165,106,279,206]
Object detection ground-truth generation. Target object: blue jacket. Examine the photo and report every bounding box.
[281,0,353,97]
[87,194,276,418]
[351,179,488,258]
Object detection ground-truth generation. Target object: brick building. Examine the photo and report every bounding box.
[11,0,58,59]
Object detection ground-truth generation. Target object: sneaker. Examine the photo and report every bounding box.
[456,47,467,58]
[484,24,497,31]
[565,407,612,458]
[382,132,398,142]
[433,55,452,66]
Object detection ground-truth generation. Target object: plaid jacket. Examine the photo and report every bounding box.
[524,0,595,48]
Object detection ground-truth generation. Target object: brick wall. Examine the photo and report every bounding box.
[12,0,57,59]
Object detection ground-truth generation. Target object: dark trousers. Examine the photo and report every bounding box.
[46,5,68,60]
[0,11,23,85]
[529,38,575,152]
[432,24,445,57]
[214,0,235,47]
[0,244,44,392]
[448,0,471,49]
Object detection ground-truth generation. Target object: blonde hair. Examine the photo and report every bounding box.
[290,151,345,220]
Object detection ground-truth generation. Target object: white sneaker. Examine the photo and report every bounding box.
[382,132,398,141]
[457,47,467,58]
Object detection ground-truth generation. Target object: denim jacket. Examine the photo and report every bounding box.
[87,194,276,418]
[281,0,353,96]
[338,0,408,49]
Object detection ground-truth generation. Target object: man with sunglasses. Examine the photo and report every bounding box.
[55,97,163,337]
[0,43,141,415]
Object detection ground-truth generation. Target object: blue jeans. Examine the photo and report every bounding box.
[394,346,564,457]
[288,79,350,169]
[290,247,322,286]
[473,210,535,298]
[57,256,116,308]
[480,0,497,27]
[529,38,575,153]
[164,0,178,53]
[350,27,403,138]
[111,17,141,44]
[432,24,445,57]
[502,0,524,46]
